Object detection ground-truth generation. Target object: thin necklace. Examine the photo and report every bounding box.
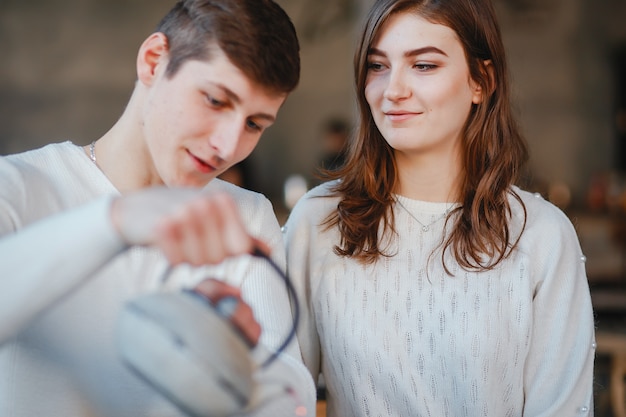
[89,141,97,164]
[394,197,451,233]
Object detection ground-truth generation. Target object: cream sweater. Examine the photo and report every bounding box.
[284,181,595,417]
[0,141,315,417]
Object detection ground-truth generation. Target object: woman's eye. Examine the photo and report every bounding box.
[414,63,437,71]
[367,61,385,71]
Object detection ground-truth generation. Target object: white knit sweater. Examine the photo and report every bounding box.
[0,141,315,417]
[284,181,595,417]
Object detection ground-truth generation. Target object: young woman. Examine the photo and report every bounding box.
[284,0,595,415]
[0,1,315,416]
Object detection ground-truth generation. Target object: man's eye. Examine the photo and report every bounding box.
[246,119,262,132]
[206,94,225,107]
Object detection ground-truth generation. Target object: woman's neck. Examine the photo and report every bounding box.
[393,149,461,203]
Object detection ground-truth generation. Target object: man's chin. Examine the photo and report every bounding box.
[168,177,216,189]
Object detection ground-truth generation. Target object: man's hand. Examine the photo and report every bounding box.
[194,278,261,346]
[110,187,269,266]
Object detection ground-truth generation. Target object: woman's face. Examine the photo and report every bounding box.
[364,11,483,163]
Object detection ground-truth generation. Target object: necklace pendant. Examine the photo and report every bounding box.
[395,197,452,234]
[89,141,97,164]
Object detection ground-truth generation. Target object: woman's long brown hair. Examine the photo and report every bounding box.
[323,0,528,272]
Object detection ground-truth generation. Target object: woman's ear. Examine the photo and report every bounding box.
[471,59,495,104]
[136,32,169,86]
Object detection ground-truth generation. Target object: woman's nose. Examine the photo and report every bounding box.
[383,68,411,101]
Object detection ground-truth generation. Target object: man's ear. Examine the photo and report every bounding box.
[471,59,495,104]
[137,32,169,86]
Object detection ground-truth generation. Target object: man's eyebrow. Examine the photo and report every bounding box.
[211,82,277,122]
[368,46,448,58]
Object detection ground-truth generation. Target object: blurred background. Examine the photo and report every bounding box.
[1,0,626,414]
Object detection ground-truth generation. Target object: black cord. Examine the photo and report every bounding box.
[159,248,300,370]
[251,247,300,369]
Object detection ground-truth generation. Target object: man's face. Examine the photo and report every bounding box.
[141,48,286,188]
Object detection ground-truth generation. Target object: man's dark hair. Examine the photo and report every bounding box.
[156,0,300,94]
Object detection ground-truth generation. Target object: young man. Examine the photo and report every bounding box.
[0,1,315,416]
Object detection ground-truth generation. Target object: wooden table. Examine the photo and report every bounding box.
[596,331,626,417]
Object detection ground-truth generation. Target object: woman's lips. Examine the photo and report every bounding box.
[385,111,420,122]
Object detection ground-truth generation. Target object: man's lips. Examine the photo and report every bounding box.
[187,150,217,174]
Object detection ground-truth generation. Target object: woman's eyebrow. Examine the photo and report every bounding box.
[368,46,448,58]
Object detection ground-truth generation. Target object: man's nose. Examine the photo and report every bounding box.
[208,119,245,163]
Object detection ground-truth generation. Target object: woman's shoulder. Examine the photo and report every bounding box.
[509,186,579,247]
[511,186,570,222]
[288,180,341,223]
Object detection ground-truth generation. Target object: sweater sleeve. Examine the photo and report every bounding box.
[0,195,127,343]
[227,190,317,416]
[240,346,316,417]
[282,189,326,383]
[522,205,595,416]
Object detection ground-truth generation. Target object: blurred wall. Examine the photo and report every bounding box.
[0,0,173,153]
[1,0,625,216]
